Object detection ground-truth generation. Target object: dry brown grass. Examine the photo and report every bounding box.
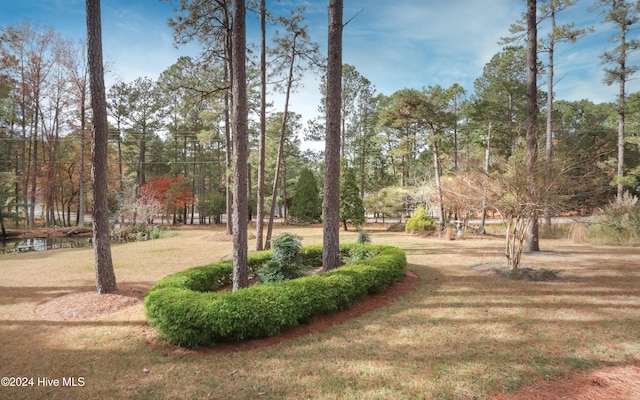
[1,226,639,399]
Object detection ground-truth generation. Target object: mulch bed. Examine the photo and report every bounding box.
[492,364,640,400]
[34,282,150,321]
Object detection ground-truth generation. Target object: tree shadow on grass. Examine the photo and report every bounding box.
[0,285,94,306]
[259,260,640,399]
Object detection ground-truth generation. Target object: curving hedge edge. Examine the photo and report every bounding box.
[143,244,407,347]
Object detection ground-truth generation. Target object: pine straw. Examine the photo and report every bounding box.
[34,282,152,321]
[493,364,640,400]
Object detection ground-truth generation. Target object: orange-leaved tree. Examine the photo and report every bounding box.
[140,176,195,224]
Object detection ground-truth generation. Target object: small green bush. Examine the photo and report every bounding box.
[110,224,165,242]
[350,231,376,262]
[349,245,377,262]
[356,230,372,245]
[405,204,436,234]
[271,233,303,265]
[255,233,309,283]
[150,226,162,239]
[144,244,407,347]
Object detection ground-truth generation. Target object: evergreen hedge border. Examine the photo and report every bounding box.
[144,244,407,347]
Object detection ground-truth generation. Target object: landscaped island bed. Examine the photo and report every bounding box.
[144,244,407,347]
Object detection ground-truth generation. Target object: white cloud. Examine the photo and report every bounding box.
[336,0,524,96]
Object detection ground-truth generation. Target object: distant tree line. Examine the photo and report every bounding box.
[1,0,639,239]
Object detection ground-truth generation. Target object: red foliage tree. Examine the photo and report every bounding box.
[140,176,196,223]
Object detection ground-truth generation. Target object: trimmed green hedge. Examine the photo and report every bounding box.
[144,244,407,347]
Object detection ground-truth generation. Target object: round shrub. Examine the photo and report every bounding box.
[144,244,407,347]
[405,204,436,234]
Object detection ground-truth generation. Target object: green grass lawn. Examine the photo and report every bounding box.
[1,226,639,399]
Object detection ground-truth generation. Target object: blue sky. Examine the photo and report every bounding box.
[2,0,639,126]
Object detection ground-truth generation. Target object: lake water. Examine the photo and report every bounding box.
[0,236,91,255]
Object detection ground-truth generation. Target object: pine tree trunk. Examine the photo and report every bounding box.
[231,0,248,291]
[615,6,629,204]
[28,98,39,228]
[224,12,233,236]
[524,0,540,252]
[255,0,267,251]
[265,42,296,250]
[86,0,117,294]
[544,10,555,229]
[616,56,625,203]
[0,208,6,237]
[78,90,86,227]
[433,139,445,233]
[323,0,343,272]
[480,123,491,234]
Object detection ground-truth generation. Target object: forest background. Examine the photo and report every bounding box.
[1,0,640,245]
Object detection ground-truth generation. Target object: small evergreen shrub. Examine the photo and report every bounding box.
[356,230,371,245]
[350,230,376,262]
[255,233,309,283]
[254,260,293,283]
[405,204,436,234]
[271,233,303,266]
